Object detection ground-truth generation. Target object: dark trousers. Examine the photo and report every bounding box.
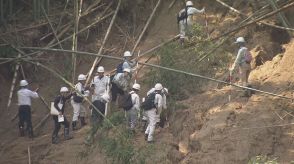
[18,105,33,130]
[52,115,69,137]
[111,82,124,102]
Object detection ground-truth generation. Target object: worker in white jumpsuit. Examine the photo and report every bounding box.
[127,83,141,132]
[178,1,205,41]
[71,74,89,130]
[144,83,163,143]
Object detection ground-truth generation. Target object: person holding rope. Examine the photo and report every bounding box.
[230,37,252,96]
[52,87,73,144]
[17,80,39,138]
[177,1,205,44]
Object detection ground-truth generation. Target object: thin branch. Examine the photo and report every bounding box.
[85,0,121,85]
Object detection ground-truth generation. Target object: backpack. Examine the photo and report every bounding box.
[177,7,188,23]
[244,50,252,63]
[141,92,156,111]
[116,62,124,73]
[120,93,134,111]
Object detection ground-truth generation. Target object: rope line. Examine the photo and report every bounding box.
[20,47,292,100]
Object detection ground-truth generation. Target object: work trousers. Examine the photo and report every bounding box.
[144,108,157,142]
[111,82,124,102]
[239,62,251,86]
[18,105,33,131]
[71,100,86,122]
[126,108,138,130]
[52,115,69,137]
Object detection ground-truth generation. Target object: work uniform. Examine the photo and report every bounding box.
[17,88,39,137]
[144,92,162,142]
[52,94,72,143]
[178,7,205,39]
[232,46,251,87]
[146,88,167,123]
[91,75,109,101]
[122,59,136,74]
[126,91,140,130]
[71,82,88,128]
[111,73,131,102]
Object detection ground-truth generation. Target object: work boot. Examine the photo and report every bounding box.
[52,135,59,144]
[27,127,34,139]
[80,117,87,127]
[72,121,78,131]
[144,134,148,141]
[64,128,73,140]
[19,127,25,137]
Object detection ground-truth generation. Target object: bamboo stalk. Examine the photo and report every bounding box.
[268,0,290,28]
[0,22,49,37]
[41,6,64,50]
[85,0,121,85]
[28,146,31,164]
[19,47,293,100]
[7,54,21,110]
[212,2,294,41]
[0,12,114,66]
[131,0,161,54]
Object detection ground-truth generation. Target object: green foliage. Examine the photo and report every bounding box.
[145,24,229,101]
[248,155,279,164]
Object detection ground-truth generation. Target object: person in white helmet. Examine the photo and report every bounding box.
[230,37,252,89]
[111,68,132,102]
[71,74,89,130]
[52,87,73,144]
[122,51,137,72]
[144,83,163,143]
[17,80,39,138]
[91,66,110,102]
[85,93,110,145]
[126,83,141,132]
[146,84,168,127]
[178,1,205,43]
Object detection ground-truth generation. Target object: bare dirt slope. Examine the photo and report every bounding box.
[0,0,294,163]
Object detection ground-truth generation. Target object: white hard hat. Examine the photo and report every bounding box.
[101,93,110,103]
[163,88,168,94]
[132,83,141,90]
[123,51,132,57]
[78,74,86,81]
[20,80,28,87]
[155,83,163,91]
[186,1,193,6]
[123,68,131,73]
[60,87,69,93]
[235,37,245,43]
[97,66,105,73]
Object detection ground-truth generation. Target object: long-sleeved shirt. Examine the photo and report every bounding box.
[179,7,205,25]
[54,94,72,114]
[112,73,131,91]
[122,59,137,73]
[232,47,248,70]
[17,88,39,106]
[129,91,140,111]
[91,75,109,101]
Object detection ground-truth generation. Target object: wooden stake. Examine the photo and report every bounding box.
[28,146,31,164]
[131,0,161,54]
[85,0,121,85]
